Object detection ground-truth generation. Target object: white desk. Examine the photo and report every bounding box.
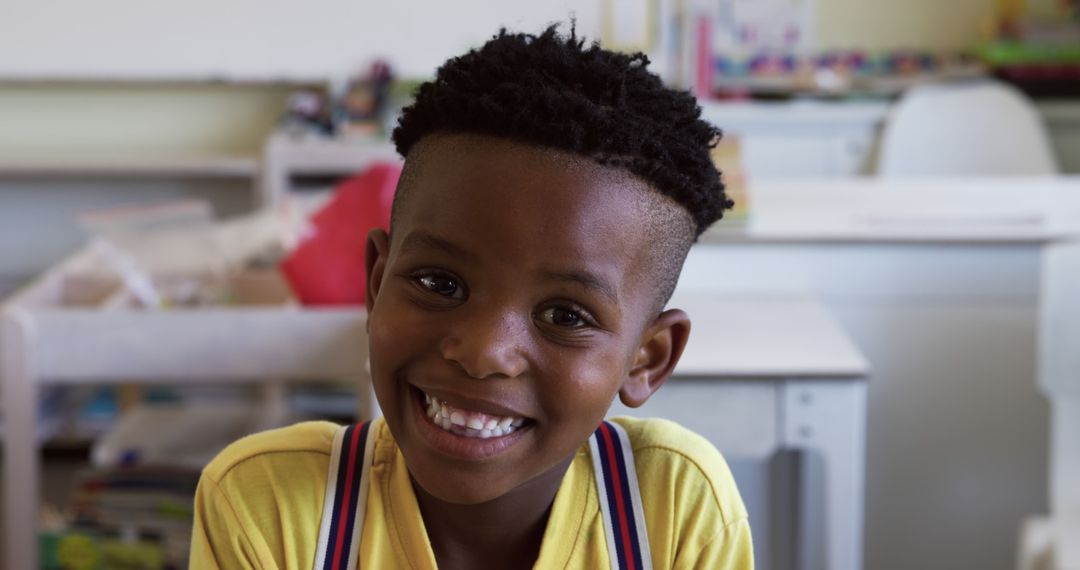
[717,177,1080,244]
[610,292,869,570]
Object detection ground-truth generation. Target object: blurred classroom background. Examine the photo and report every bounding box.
[2,0,1080,568]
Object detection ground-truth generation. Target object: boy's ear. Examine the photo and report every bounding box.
[365,228,390,315]
[620,308,691,408]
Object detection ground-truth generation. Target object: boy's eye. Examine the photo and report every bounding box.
[416,274,463,298]
[537,306,587,328]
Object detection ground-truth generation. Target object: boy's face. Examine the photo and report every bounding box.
[364,134,688,505]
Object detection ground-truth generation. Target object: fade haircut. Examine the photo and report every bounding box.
[390,25,732,313]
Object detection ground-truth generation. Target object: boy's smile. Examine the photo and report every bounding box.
[364,133,690,505]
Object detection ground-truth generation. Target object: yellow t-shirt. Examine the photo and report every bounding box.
[190,417,752,569]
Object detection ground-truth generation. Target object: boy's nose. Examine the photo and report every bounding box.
[439,309,528,380]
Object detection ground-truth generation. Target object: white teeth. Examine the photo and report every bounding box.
[422,391,525,440]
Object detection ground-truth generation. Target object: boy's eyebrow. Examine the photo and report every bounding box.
[540,269,619,304]
[398,230,475,261]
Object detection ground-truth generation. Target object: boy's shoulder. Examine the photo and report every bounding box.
[200,420,340,484]
[608,415,727,469]
[608,416,748,525]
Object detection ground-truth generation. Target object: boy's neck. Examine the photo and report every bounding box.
[411,456,574,570]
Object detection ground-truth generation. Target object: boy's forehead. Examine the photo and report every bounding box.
[406,134,633,186]
[394,133,657,226]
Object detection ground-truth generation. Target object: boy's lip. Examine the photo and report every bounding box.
[411,384,532,421]
[408,385,532,460]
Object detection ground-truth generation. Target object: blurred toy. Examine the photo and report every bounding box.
[280,89,333,138]
[280,162,401,305]
[337,60,395,139]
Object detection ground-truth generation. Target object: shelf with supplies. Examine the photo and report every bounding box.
[0,243,373,570]
[0,153,259,179]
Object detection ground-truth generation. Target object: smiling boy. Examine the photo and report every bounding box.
[191,27,751,569]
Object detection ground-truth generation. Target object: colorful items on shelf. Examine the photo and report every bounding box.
[337,60,395,139]
[280,89,335,138]
[40,466,198,570]
[979,0,1080,96]
[280,60,398,140]
[39,533,166,570]
[712,50,985,99]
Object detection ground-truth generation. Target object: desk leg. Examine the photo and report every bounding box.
[782,380,867,570]
[2,312,40,570]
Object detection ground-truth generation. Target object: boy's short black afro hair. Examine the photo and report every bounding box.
[391,24,732,238]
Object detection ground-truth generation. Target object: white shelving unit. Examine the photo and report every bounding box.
[0,150,266,283]
[0,247,373,570]
[0,124,389,570]
[0,154,259,179]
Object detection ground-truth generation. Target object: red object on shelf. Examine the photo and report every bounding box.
[281,162,401,305]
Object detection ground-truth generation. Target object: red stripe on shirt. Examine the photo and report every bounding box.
[330,425,362,569]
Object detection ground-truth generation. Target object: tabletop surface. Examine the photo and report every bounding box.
[668,292,869,379]
[702,177,1080,245]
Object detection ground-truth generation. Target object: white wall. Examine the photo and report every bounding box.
[0,0,1018,82]
[816,0,998,51]
[0,1,605,280]
[0,0,602,80]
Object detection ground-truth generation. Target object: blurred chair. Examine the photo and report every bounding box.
[877,79,1060,176]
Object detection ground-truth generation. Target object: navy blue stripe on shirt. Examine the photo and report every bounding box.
[596,422,633,570]
[337,421,370,569]
[608,422,645,568]
[323,424,356,569]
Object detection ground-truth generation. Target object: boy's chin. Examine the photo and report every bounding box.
[407,455,575,508]
[410,470,520,506]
